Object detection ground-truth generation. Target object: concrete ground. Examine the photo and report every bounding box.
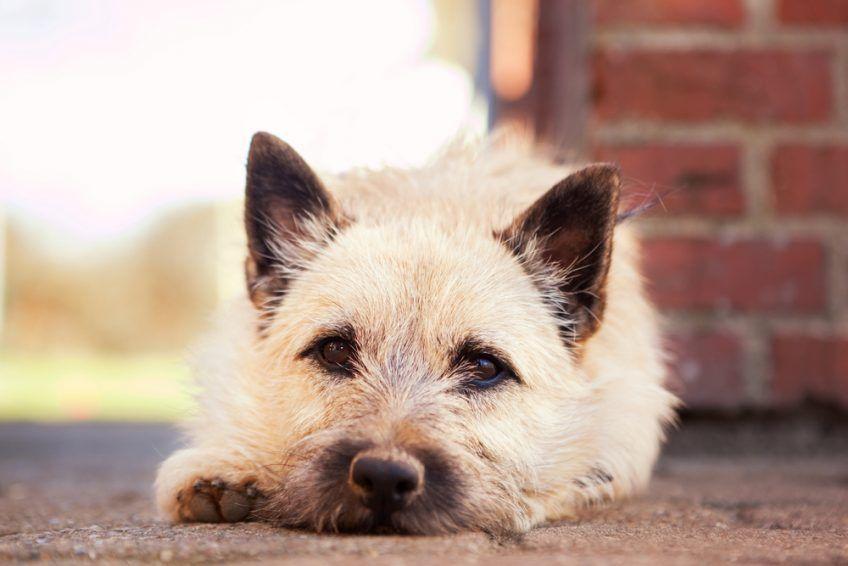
[1,417,847,564]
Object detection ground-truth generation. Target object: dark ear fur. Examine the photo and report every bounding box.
[497,164,621,343]
[244,131,344,310]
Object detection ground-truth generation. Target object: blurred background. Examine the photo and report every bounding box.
[1,0,846,421]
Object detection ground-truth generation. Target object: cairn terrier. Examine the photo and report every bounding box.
[155,131,677,534]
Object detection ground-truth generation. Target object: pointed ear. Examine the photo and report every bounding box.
[497,164,621,343]
[244,131,344,310]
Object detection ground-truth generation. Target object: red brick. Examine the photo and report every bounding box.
[593,49,833,123]
[772,144,848,216]
[771,333,848,408]
[778,0,848,25]
[668,329,747,409]
[594,144,743,216]
[642,238,827,312]
[595,0,745,28]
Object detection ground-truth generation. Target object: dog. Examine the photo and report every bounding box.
[155,131,677,534]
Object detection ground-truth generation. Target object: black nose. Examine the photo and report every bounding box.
[350,456,421,514]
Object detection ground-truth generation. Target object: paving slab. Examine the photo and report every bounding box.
[1,419,846,564]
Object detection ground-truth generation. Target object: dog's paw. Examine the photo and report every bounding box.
[155,448,270,523]
[177,478,267,523]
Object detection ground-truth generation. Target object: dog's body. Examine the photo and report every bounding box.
[155,133,677,534]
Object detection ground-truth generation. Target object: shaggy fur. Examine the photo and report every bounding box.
[155,132,678,534]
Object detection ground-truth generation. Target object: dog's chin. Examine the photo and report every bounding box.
[335,510,415,535]
[283,506,455,535]
[261,490,471,535]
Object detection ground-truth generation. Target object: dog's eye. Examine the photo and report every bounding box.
[318,338,354,370]
[467,355,511,389]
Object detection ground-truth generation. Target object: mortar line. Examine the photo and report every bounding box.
[742,133,771,228]
[595,123,848,143]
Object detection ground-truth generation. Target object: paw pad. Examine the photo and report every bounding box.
[178,478,265,523]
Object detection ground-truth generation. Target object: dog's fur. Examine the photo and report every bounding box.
[155,132,677,534]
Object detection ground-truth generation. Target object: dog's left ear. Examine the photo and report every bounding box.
[244,131,345,310]
[497,164,621,343]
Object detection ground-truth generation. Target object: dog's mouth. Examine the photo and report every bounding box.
[261,489,445,535]
[336,509,414,535]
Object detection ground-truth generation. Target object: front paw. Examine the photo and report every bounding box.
[177,478,266,523]
[155,448,269,523]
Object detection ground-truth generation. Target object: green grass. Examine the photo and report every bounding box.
[0,353,194,421]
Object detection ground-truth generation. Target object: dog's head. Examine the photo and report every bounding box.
[242,132,621,534]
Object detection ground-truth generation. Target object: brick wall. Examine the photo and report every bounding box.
[589,0,848,411]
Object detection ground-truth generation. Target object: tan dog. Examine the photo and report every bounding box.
[155,132,677,534]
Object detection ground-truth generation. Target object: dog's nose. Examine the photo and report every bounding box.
[350,455,422,514]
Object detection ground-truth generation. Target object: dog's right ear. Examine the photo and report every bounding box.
[244,131,344,310]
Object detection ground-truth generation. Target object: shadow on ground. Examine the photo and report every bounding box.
[1,416,847,564]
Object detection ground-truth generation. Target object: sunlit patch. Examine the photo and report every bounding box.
[0,0,483,249]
